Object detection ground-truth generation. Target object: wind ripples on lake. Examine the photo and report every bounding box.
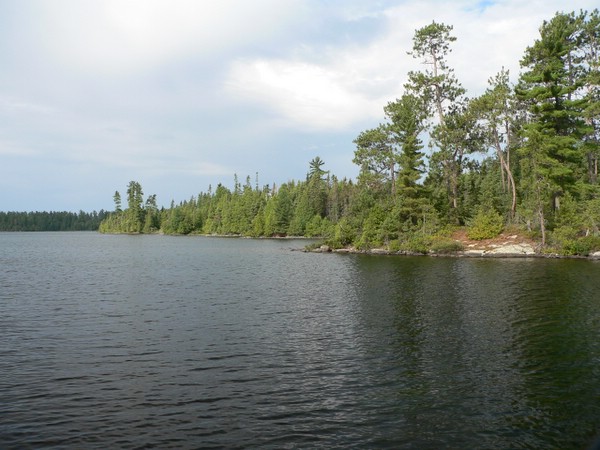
[1,233,599,449]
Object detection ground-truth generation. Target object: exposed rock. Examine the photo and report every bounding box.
[486,243,535,255]
[464,249,485,256]
[370,248,390,255]
[301,229,600,259]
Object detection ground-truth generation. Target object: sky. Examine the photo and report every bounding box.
[1,0,597,212]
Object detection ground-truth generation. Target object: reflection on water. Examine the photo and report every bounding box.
[347,256,600,448]
[1,233,599,449]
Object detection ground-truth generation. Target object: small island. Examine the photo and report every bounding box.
[98,10,600,259]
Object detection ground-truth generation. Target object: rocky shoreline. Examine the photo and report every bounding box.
[308,244,600,259]
[306,232,600,260]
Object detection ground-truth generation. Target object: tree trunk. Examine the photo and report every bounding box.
[494,130,516,218]
[588,152,598,184]
[494,132,506,192]
[535,180,546,247]
[539,206,546,247]
[505,161,517,219]
[449,161,460,224]
[431,50,446,127]
[390,161,396,197]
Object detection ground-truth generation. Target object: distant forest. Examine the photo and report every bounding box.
[0,211,108,232]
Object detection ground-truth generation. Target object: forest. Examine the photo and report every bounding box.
[99,10,600,256]
[0,210,108,232]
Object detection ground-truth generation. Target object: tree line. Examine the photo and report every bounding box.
[103,10,599,255]
[0,210,108,231]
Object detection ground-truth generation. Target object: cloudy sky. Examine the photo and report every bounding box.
[1,0,596,212]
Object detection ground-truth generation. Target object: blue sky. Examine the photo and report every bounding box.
[1,0,596,212]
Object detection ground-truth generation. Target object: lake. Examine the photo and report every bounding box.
[1,232,599,449]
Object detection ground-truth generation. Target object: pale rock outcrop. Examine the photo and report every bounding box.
[464,249,485,256]
[486,243,535,255]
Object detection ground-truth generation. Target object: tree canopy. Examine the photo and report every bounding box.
[92,10,600,255]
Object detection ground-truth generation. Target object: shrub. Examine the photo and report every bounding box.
[304,241,324,251]
[304,215,324,237]
[467,208,504,240]
[550,225,578,244]
[327,218,356,249]
[557,235,600,256]
[388,239,401,252]
[398,234,431,254]
[430,238,464,254]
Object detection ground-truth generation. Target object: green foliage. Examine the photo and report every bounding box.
[0,210,108,231]
[328,217,356,249]
[551,228,600,256]
[467,208,504,240]
[514,11,599,243]
[398,234,432,254]
[551,225,579,243]
[471,68,520,218]
[113,191,122,212]
[355,204,387,250]
[249,207,265,237]
[430,237,464,253]
[125,181,145,233]
[308,156,328,179]
[92,10,600,257]
[304,215,333,238]
[581,195,600,235]
[392,228,461,254]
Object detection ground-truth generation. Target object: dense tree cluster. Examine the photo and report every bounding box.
[0,210,108,231]
[99,167,348,238]
[100,10,600,255]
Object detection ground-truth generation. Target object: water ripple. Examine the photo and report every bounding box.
[1,234,600,449]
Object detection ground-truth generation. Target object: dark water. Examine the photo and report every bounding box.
[1,232,600,449]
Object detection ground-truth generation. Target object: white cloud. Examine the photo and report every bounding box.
[0,97,57,115]
[0,139,39,157]
[35,0,304,74]
[225,58,386,131]
[222,0,600,133]
[382,0,600,94]
[2,0,598,211]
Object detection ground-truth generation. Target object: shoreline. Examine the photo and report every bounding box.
[305,242,600,260]
[98,230,600,260]
[307,246,600,260]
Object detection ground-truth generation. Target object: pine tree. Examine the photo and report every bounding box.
[406,21,468,222]
[471,69,521,218]
[517,12,590,243]
[113,191,122,212]
[384,93,430,228]
[353,125,395,195]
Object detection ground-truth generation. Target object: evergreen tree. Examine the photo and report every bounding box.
[308,156,327,179]
[406,21,468,222]
[92,10,600,256]
[264,182,294,236]
[113,191,122,212]
[471,69,521,218]
[579,9,600,183]
[143,194,160,233]
[517,12,590,243]
[125,181,145,233]
[385,93,430,228]
[353,125,396,195]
